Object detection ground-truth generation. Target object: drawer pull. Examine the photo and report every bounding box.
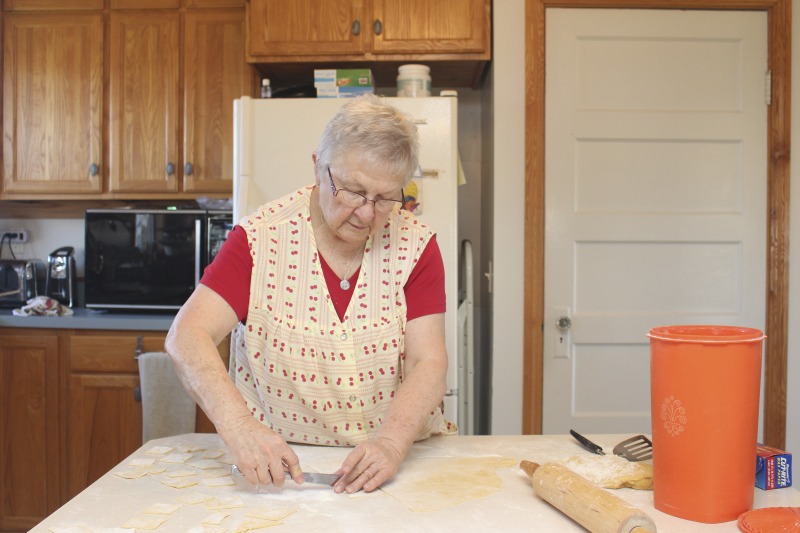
[134,336,143,359]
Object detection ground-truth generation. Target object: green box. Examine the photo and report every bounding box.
[314,68,373,87]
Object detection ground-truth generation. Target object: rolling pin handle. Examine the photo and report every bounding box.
[520,460,540,477]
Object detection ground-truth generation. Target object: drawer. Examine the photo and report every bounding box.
[70,333,167,373]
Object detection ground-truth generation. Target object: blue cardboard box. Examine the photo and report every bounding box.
[756,443,792,490]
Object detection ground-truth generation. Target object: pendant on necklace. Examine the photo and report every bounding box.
[339,279,350,291]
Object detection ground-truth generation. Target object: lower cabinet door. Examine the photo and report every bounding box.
[67,373,143,499]
[0,334,61,532]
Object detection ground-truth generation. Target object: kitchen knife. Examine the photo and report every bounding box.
[569,429,606,455]
[301,472,341,485]
[231,464,340,485]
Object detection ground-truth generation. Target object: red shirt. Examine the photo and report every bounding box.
[201,225,445,323]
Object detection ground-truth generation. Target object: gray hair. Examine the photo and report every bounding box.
[315,95,419,186]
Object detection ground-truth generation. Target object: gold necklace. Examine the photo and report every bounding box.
[339,248,361,290]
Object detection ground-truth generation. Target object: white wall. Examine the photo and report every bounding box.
[786,0,799,459]
[489,0,526,434]
[0,218,85,276]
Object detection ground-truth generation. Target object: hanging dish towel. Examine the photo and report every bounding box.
[138,351,196,442]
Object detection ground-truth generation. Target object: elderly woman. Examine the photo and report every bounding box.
[165,95,455,495]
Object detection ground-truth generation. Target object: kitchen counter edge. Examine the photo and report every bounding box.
[0,308,176,331]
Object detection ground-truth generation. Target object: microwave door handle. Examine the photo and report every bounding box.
[195,219,202,287]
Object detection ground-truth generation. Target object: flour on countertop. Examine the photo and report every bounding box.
[557,455,653,490]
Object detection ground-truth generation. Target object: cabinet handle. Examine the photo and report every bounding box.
[166,162,175,176]
[89,163,99,177]
[373,19,382,35]
[185,162,194,176]
[351,20,361,36]
[133,386,142,402]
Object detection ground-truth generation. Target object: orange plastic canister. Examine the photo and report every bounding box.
[648,325,765,523]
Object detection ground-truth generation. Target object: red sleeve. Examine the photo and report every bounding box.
[200,226,445,323]
[404,234,446,321]
[200,224,252,321]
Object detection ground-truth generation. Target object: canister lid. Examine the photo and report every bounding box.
[738,507,800,532]
[398,64,430,74]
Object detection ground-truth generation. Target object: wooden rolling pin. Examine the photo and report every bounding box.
[520,460,657,533]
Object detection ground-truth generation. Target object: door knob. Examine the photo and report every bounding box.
[556,316,572,331]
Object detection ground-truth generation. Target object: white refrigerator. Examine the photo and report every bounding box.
[232,95,471,433]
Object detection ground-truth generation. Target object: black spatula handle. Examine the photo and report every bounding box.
[569,429,606,455]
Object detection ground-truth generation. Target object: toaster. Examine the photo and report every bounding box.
[0,259,45,308]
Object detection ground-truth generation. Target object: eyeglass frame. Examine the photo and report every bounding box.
[326,166,404,213]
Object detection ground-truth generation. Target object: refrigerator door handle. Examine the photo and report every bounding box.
[194,219,202,287]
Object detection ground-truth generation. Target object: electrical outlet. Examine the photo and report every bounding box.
[1,228,28,256]
[1,228,29,243]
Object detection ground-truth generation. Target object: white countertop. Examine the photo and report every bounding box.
[31,433,799,533]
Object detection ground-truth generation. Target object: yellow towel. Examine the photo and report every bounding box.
[138,351,196,442]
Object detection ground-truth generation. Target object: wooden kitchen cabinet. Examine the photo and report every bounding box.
[183,9,253,193]
[2,12,104,194]
[66,332,165,499]
[66,330,230,499]
[247,0,490,59]
[247,0,366,57]
[108,6,252,195]
[108,11,181,194]
[0,332,63,532]
[1,2,252,201]
[3,0,103,10]
[0,324,229,530]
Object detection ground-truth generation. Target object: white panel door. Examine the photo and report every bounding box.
[543,9,768,434]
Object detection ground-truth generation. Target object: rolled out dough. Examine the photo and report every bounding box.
[380,456,517,512]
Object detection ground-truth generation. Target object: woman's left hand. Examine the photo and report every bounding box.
[333,436,405,494]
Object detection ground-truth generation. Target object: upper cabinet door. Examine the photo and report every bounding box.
[109,11,180,193]
[247,0,365,57]
[370,0,490,55]
[184,9,252,193]
[2,13,104,194]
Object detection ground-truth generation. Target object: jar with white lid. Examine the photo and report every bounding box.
[397,64,431,97]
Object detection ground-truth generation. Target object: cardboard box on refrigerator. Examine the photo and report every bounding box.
[315,85,375,99]
[314,68,374,88]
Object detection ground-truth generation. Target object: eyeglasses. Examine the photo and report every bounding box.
[327,166,404,214]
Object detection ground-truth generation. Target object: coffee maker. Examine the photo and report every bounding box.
[45,246,76,307]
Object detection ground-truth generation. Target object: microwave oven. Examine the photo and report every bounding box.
[0,259,45,308]
[84,209,233,312]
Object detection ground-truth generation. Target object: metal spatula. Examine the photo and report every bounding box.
[612,435,653,462]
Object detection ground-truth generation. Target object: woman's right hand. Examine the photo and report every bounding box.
[221,414,303,489]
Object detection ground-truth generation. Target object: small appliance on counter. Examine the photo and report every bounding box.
[45,246,77,307]
[0,259,45,308]
[84,208,232,312]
